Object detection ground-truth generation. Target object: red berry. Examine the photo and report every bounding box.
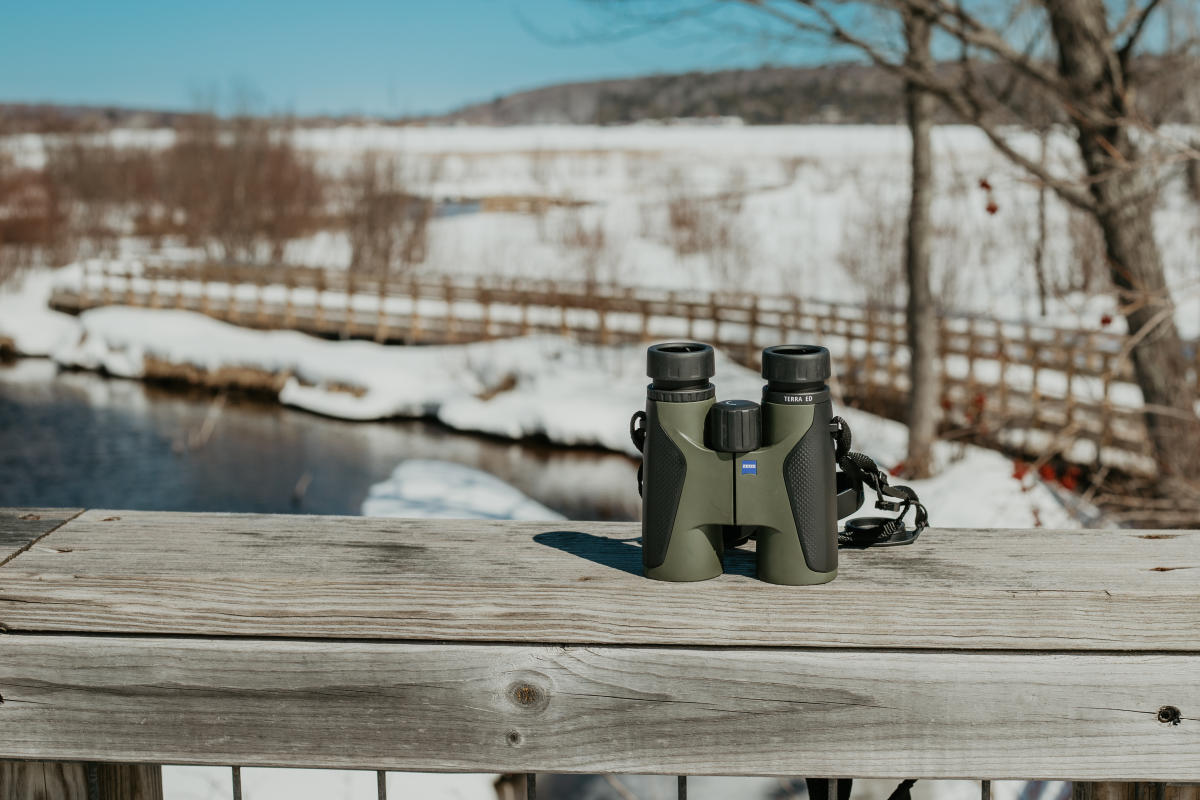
[1100,314,1113,327]
[1012,460,1030,480]
[986,201,999,215]
[1059,474,1078,490]
[979,178,992,191]
[889,460,906,477]
[1038,463,1057,481]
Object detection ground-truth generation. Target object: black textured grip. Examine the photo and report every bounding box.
[781,404,838,573]
[642,402,687,569]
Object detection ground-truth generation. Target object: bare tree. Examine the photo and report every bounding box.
[902,5,940,478]
[345,152,434,285]
[601,0,1200,484]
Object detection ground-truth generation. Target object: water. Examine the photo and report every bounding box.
[0,359,638,520]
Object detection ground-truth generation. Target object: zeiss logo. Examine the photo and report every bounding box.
[741,460,758,475]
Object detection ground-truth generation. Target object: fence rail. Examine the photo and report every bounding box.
[1,507,1198,800]
[48,261,1200,475]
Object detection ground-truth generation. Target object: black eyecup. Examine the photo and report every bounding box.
[762,344,831,392]
[647,342,715,390]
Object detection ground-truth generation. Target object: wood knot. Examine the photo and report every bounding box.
[505,730,523,747]
[507,681,548,712]
[1157,706,1182,726]
[17,514,40,521]
[101,516,121,522]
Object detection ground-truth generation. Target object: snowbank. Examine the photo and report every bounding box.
[363,459,563,520]
[0,266,82,356]
[47,304,1077,529]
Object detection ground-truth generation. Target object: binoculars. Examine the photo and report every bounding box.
[634,342,865,585]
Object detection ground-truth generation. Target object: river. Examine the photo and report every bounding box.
[0,359,639,520]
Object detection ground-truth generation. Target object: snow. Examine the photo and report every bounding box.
[363,459,563,520]
[164,766,498,800]
[0,266,82,356]
[8,123,1198,335]
[36,302,1079,530]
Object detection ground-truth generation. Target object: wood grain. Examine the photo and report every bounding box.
[0,508,83,566]
[0,510,1196,650]
[0,762,163,800]
[0,636,1197,779]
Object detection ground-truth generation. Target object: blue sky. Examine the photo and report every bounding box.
[0,0,828,116]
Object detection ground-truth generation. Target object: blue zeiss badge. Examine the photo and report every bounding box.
[741,460,758,475]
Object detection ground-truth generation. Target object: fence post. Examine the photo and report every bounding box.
[863,306,878,404]
[200,266,212,317]
[342,269,357,339]
[745,295,759,364]
[1026,323,1041,442]
[147,270,159,309]
[0,761,163,800]
[407,276,421,344]
[314,270,327,332]
[255,270,266,327]
[996,320,1009,422]
[479,277,492,341]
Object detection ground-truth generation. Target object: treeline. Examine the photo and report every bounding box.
[0,118,431,281]
[427,59,1200,126]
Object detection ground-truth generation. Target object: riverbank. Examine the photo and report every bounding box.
[0,270,1081,531]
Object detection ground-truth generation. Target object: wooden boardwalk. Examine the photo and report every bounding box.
[1,507,1198,799]
[48,261,1199,476]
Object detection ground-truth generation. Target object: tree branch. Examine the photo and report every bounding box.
[1117,0,1165,65]
[744,0,1100,211]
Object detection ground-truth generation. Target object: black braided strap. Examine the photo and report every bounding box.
[830,416,928,548]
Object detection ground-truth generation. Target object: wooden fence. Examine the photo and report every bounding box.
[2,507,1199,800]
[48,261,1200,475]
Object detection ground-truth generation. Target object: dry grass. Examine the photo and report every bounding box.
[837,199,906,308]
[662,167,750,284]
[558,207,616,290]
[344,152,434,282]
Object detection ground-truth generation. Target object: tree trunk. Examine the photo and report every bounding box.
[1045,0,1200,484]
[903,8,939,478]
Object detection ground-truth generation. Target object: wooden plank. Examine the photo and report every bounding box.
[1,636,1197,778]
[0,511,1197,650]
[0,762,161,800]
[0,508,84,566]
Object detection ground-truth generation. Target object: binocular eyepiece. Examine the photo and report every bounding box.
[637,341,861,585]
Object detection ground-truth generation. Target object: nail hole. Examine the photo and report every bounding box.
[1157,706,1182,725]
[506,730,522,746]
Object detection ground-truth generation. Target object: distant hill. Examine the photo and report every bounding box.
[426,64,921,126]
[4,60,1195,132]
[425,59,1197,127]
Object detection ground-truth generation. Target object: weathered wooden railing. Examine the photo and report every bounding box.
[1,508,1198,800]
[48,260,1197,477]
